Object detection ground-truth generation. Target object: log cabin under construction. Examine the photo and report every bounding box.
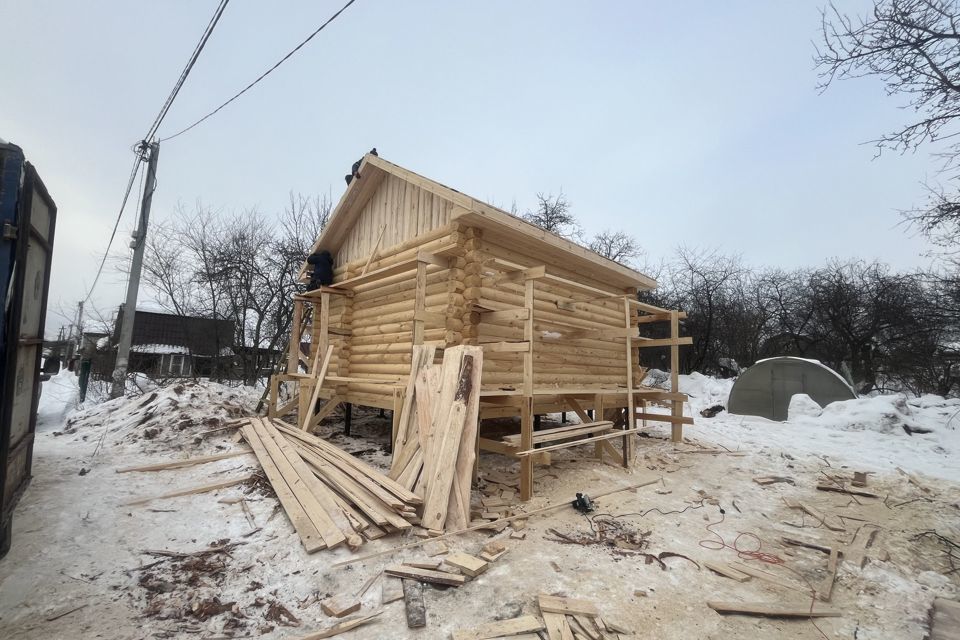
[267,153,692,500]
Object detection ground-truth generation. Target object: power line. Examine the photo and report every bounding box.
[160,0,358,142]
[144,0,231,141]
[82,0,232,306]
[81,147,146,305]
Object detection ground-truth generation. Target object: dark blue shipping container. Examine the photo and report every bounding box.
[0,142,57,557]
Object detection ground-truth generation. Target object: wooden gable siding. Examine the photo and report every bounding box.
[336,174,455,267]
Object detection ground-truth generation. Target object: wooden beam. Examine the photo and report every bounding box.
[480,341,530,353]
[116,449,251,473]
[360,223,387,277]
[122,474,253,506]
[288,299,303,373]
[634,336,694,348]
[302,344,334,430]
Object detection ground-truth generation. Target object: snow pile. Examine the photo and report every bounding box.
[36,368,79,431]
[674,372,960,483]
[61,380,260,451]
[677,371,735,413]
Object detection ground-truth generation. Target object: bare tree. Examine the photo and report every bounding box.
[589,230,643,265]
[816,0,960,245]
[141,193,331,384]
[522,191,581,240]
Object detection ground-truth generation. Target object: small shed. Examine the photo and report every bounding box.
[727,357,856,421]
[269,153,692,499]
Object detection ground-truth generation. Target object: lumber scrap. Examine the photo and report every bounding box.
[452,615,546,640]
[542,612,575,640]
[782,498,845,532]
[817,547,840,602]
[444,552,489,577]
[122,474,253,507]
[706,601,841,618]
[703,561,751,582]
[538,594,599,617]
[384,565,466,586]
[402,579,426,628]
[816,483,879,499]
[333,477,661,568]
[381,577,404,604]
[116,449,252,473]
[727,562,812,595]
[844,525,879,569]
[296,611,382,639]
[320,594,360,618]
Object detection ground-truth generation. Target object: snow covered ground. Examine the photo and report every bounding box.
[673,372,960,483]
[1,370,959,639]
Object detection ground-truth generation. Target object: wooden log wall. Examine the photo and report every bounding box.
[309,224,465,409]
[465,230,643,391]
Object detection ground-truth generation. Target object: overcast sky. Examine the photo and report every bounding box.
[0,0,939,334]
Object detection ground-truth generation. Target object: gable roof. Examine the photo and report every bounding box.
[303,154,656,290]
[113,308,235,357]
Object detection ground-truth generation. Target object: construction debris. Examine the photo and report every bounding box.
[707,601,841,618]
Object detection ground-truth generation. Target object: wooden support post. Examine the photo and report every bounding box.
[593,394,605,461]
[317,293,330,368]
[288,299,303,373]
[268,375,279,418]
[523,279,534,396]
[344,402,352,437]
[520,397,534,501]
[670,310,683,443]
[413,261,426,345]
[390,388,403,454]
[623,296,636,465]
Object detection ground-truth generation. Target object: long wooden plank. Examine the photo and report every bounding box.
[273,420,422,505]
[302,344,334,430]
[514,427,646,455]
[262,421,360,548]
[251,419,347,549]
[447,348,483,531]
[704,561,751,582]
[503,421,613,445]
[707,601,841,618]
[728,562,812,595]
[122,474,253,506]
[295,611,383,639]
[240,424,325,553]
[422,348,475,530]
[543,612,574,640]
[116,449,251,473]
[291,439,410,529]
[452,615,545,640]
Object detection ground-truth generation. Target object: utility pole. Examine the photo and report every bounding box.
[110,141,159,398]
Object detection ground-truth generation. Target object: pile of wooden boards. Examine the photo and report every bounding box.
[238,417,422,553]
[388,344,484,533]
[451,594,630,640]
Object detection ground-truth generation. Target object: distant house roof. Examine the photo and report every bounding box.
[114,308,234,357]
